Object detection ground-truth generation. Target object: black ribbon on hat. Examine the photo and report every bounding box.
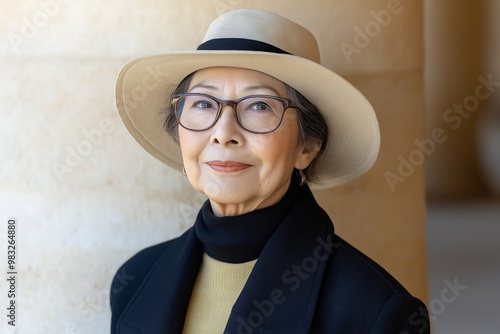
[197,38,291,55]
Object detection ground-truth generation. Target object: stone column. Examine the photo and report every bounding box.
[424,0,489,198]
[300,0,428,300]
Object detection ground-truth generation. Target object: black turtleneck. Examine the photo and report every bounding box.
[195,172,302,263]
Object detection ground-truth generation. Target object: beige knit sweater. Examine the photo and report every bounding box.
[182,253,257,334]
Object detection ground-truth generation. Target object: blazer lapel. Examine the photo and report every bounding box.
[117,227,204,334]
[224,186,335,334]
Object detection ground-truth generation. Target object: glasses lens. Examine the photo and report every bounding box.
[236,96,285,133]
[176,94,219,130]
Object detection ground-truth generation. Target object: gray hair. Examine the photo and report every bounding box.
[163,72,329,182]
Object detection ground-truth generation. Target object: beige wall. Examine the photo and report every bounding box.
[0,0,428,332]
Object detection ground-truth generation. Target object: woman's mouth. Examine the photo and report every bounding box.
[206,161,252,172]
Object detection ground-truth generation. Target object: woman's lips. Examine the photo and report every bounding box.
[206,160,252,172]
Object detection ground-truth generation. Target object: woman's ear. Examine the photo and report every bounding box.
[295,140,322,169]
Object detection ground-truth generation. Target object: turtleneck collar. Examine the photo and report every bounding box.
[195,172,302,263]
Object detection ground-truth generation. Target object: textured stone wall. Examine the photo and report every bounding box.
[0,0,427,332]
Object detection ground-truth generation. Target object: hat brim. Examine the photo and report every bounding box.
[115,51,380,189]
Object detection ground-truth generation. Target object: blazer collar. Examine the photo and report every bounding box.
[118,185,335,334]
[117,228,204,333]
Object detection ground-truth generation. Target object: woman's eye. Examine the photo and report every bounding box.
[193,100,214,109]
[249,102,271,111]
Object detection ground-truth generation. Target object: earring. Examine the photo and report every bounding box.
[182,167,187,176]
[298,167,306,185]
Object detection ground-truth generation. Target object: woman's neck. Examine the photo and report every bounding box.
[208,179,291,217]
[195,173,303,263]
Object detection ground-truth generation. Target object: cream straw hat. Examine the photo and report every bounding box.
[115,9,380,188]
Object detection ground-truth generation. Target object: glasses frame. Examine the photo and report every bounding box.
[171,93,298,134]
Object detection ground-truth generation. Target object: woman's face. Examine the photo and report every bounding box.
[179,67,317,216]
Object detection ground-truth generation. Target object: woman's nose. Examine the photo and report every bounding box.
[209,106,245,146]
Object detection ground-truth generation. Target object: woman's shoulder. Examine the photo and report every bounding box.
[115,230,190,277]
[116,237,179,273]
[328,234,411,295]
[312,234,430,333]
[109,228,193,321]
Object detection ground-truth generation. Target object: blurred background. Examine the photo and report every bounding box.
[0,0,498,333]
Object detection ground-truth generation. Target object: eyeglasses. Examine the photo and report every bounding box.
[171,93,298,134]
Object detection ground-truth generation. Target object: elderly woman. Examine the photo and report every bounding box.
[110,9,430,334]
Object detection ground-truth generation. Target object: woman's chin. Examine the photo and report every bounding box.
[204,187,252,206]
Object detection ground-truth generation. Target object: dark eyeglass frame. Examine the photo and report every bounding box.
[171,93,299,134]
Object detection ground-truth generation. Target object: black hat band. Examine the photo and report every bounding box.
[197,38,291,55]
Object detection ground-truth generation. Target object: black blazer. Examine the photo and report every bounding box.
[110,186,430,333]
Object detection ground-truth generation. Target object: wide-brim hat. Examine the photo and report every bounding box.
[115,9,380,188]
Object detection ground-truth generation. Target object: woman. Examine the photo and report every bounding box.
[111,9,430,334]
